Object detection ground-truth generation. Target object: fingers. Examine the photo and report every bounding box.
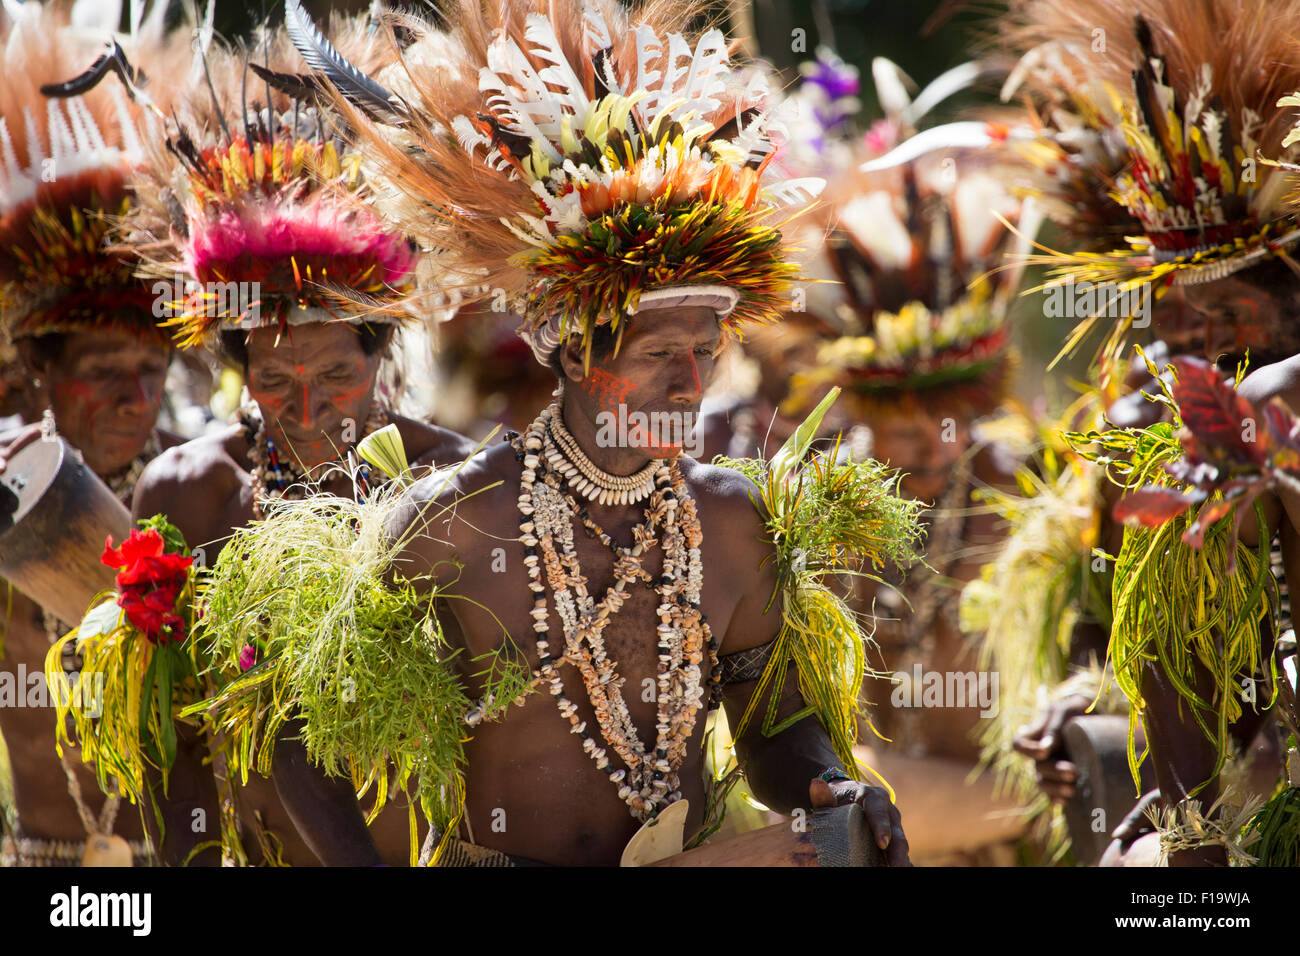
[1011,708,1052,759]
[1036,759,1078,803]
[1013,694,1091,760]
[885,803,911,867]
[857,785,896,852]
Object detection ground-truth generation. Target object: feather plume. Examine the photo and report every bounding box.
[314,0,812,363]
[284,0,402,120]
[0,0,193,342]
[117,9,417,349]
[993,0,1300,369]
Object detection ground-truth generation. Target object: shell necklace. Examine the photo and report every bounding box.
[511,403,721,821]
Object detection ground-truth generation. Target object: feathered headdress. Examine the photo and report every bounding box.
[305,0,823,368]
[997,0,1300,364]
[112,6,418,351]
[0,0,190,345]
[776,55,1037,419]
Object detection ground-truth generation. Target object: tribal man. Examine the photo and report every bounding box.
[0,1,192,867]
[257,0,917,866]
[994,0,1300,866]
[67,15,476,865]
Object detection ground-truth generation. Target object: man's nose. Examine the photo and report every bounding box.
[118,372,157,413]
[667,352,704,403]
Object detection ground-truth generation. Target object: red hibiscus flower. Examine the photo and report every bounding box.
[102,529,194,644]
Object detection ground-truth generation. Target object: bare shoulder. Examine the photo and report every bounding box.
[678,457,770,554]
[388,440,519,560]
[133,425,246,519]
[1238,353,1300,411]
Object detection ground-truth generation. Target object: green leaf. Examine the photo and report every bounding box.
[770,386,840,490]
[138,650,160,766]
[156,648,177,771]
[357,424,412,485]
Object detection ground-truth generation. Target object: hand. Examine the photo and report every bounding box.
[0,422,45,474]
[809,775,912,867]
[1012,693,1091,804]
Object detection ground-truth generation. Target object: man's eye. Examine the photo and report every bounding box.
[695,346,715,357]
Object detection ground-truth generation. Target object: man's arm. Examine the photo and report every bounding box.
[715,485,910,865]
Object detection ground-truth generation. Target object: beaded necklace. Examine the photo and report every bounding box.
[241,401,388,519]
[511,402,722,821]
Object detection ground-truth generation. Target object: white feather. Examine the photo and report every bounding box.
[872,58,915,125]
[23,108,43,171]
[485,37,569,140]
[645,32,692,121]
[730,107,776,166]
[71,0,119,36]
[632,25,663,113]
[523,13,589,118]
[859,122,1009,172]
[46,101,76,165]
[583,7,611,55]
[670,30,728,121]
[906,61,980,128]
[452,114,492,159]
[0,118,20,191]
[478,66,562,163]
[762,176,824,207]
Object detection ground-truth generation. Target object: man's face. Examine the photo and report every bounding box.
[869,403,971,502]
[40,327,170,475]
[244,322,382,468]
[566,305,720,458]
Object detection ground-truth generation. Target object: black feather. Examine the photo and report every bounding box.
[40,41,142,99]
[283,0,404,122]
[249,63,325,105]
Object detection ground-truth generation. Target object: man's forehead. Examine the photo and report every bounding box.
[620,307,721,345]
[249,325,364,362]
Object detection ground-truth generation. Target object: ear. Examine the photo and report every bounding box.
[557,335,589,385]
[15,337,49,378]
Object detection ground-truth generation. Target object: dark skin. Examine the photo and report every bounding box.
[0,325,180,849]
[130,321,477,866]
[271,306,911,866]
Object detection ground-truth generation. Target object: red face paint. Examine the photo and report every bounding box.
[583,368,635,413]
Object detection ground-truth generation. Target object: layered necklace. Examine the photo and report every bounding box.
[241,401,388,519]
[512,402,722,822]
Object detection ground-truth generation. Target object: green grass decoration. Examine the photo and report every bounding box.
[713,387,926,802]
[1066,350,1279,795]
[1243,784,1300,866]
[183,435,533,866]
